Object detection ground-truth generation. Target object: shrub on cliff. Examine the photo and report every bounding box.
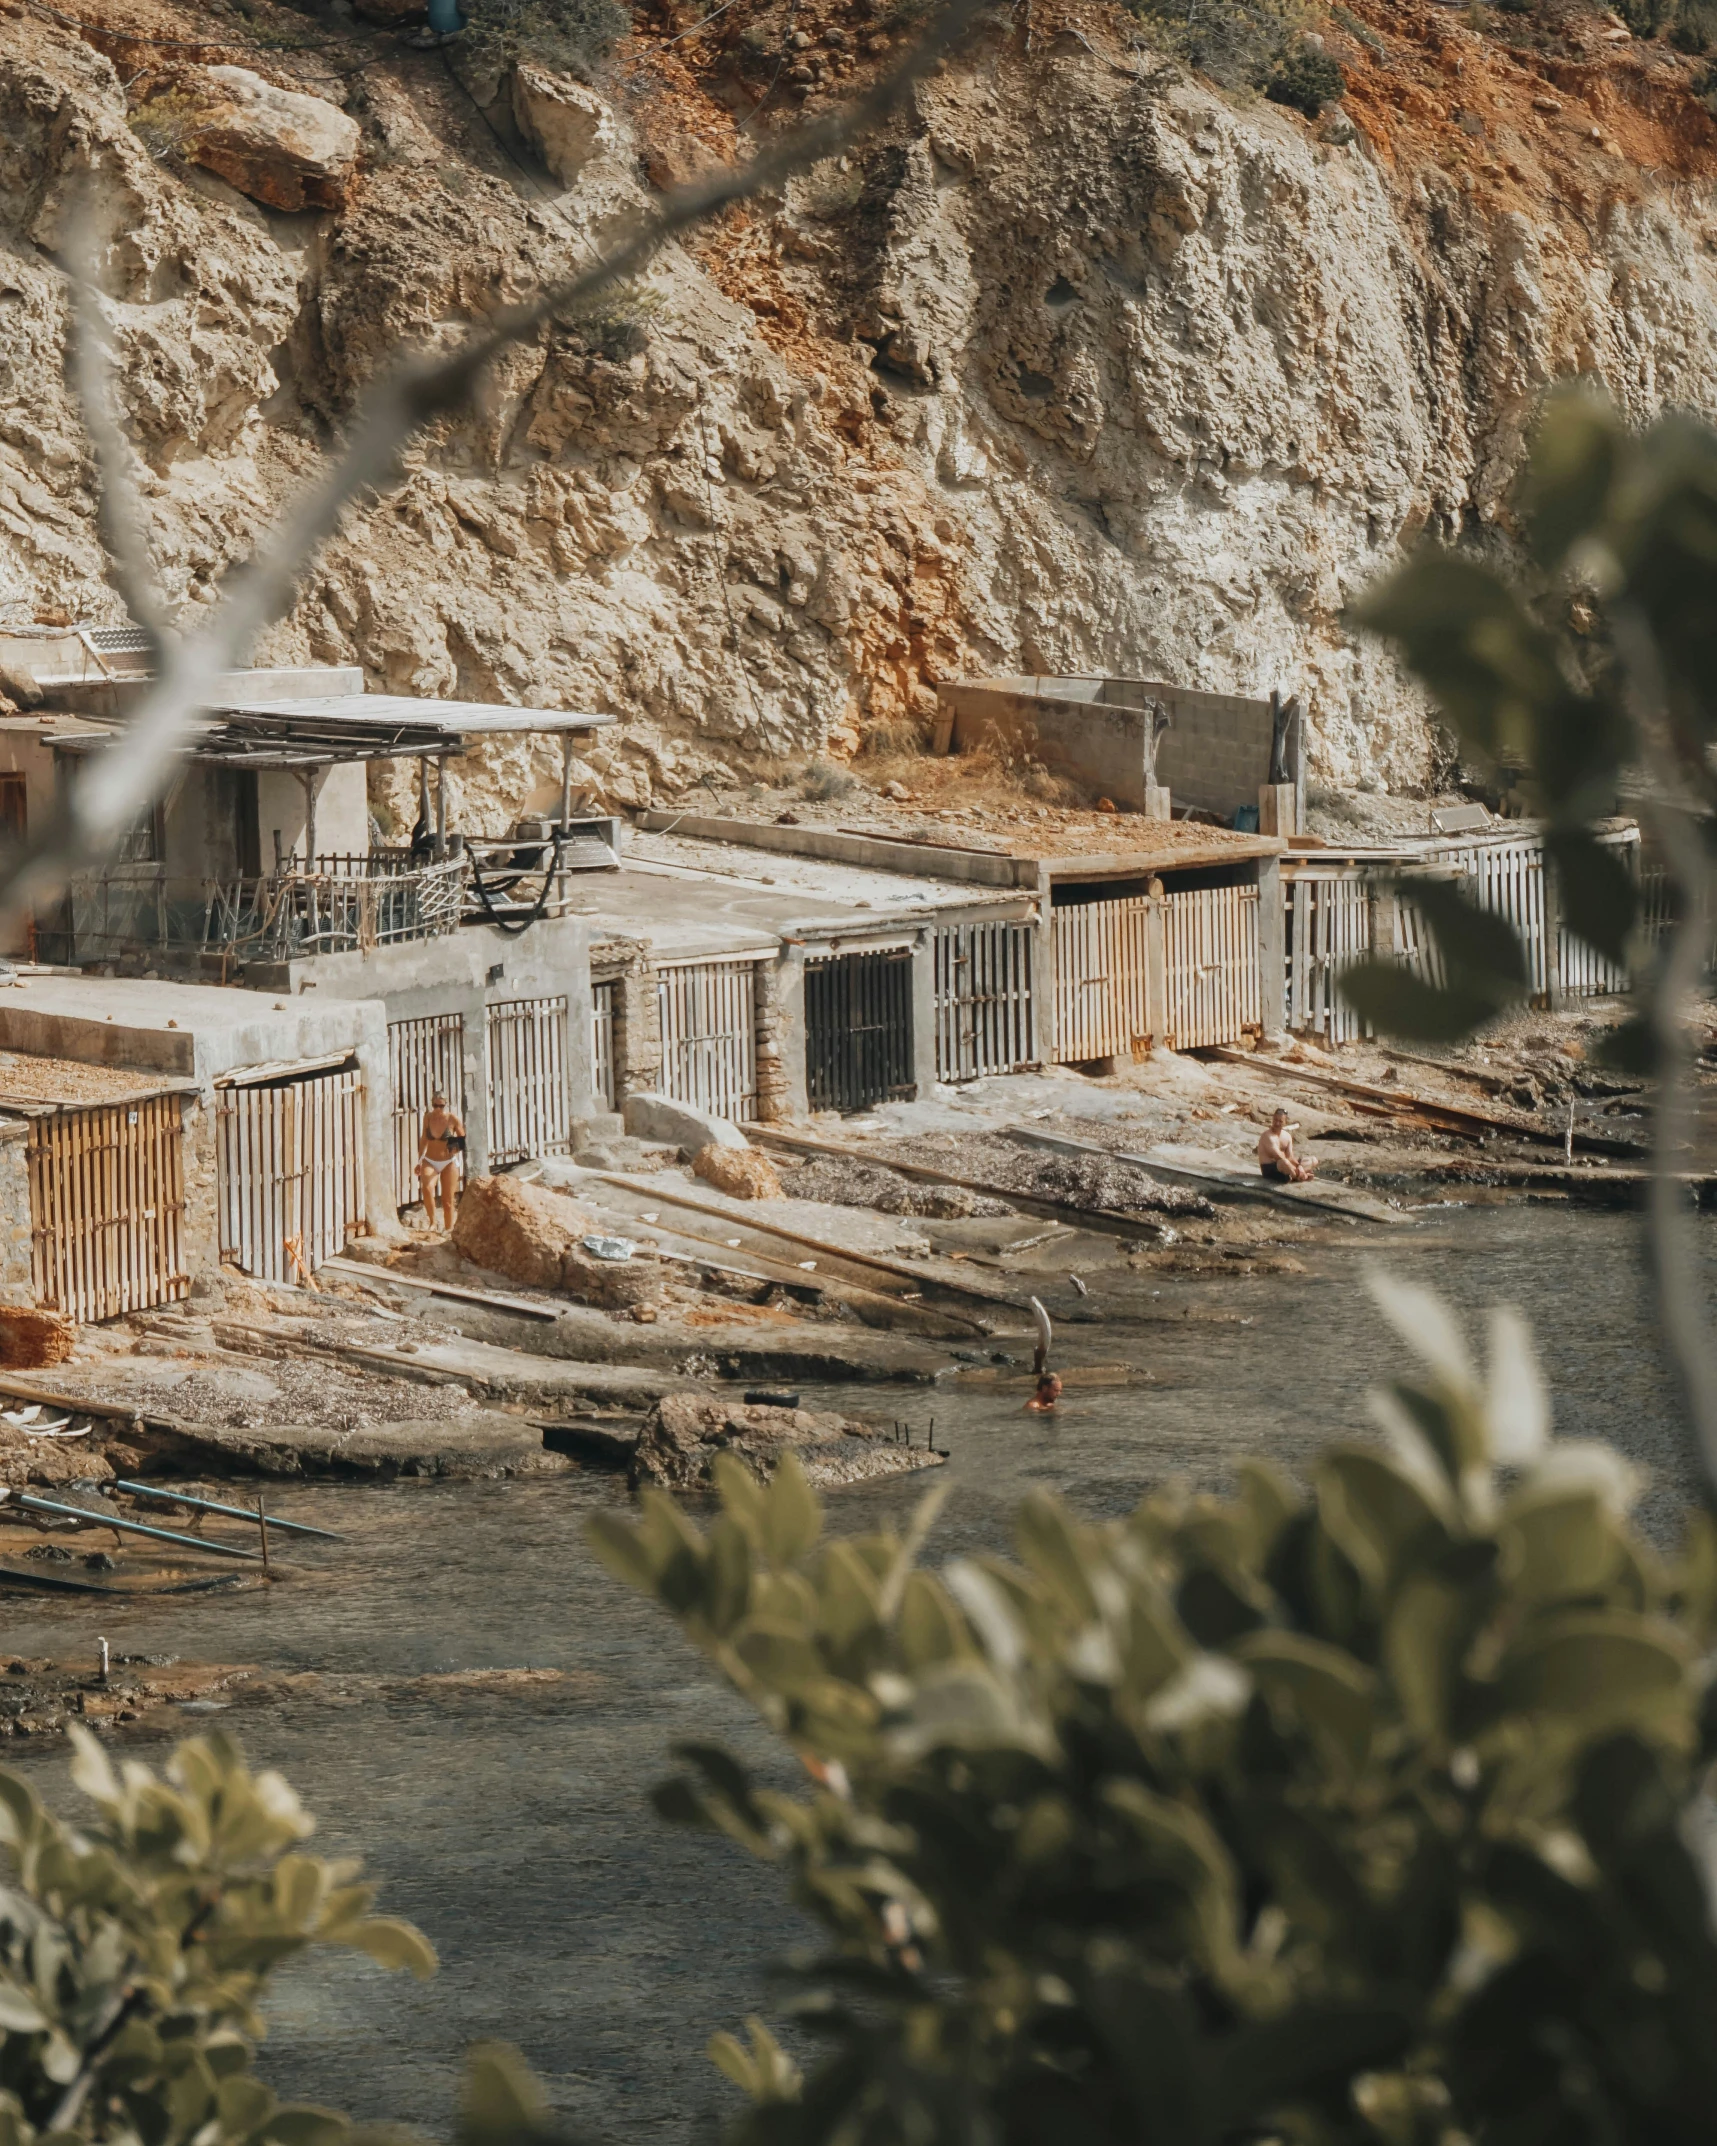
[1127,0,1301,91]
[462,0,628,80]
[1266,38,1346,113]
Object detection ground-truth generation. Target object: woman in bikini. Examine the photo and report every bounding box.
[417,1090,467,1230]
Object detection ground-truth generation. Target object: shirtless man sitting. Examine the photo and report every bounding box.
[417,1090,467,1230]
[1258,1108,1315,1183]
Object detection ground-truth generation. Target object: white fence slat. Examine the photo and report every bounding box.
[657,959,759,1122]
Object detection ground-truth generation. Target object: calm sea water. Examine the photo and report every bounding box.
[0,1206,1701,2141]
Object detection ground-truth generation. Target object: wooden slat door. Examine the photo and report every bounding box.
[28,1096,188,1324]
[804,950,914,1112]
[934,922,1035,1081]
[591,980,618,1112]
[1050,895,1151,1062]
[485,996,572,1165]
[1162,885,1260,1048]
[656,959,759,1122]
[218,1065,366,1284]
[389,1013,466,1210]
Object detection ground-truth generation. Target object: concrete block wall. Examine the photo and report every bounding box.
[941,677,1277,819]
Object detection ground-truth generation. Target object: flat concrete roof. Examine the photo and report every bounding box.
[635,812,1281,882]
[0,974,381,1083]
[0,1049,196,1112]
[580,831,1029,963]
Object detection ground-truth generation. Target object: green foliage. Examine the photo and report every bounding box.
[591,1290,1717,2146]
[1341,393,1717,1042]
[0,1730,433,2146]
[1266,41,1347,116]
[1126,0,1303,93]
[460,0,629,81]
[127,91,208,162]
[1668,0,1717,50]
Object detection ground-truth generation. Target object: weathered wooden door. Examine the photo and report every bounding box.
[1161,885,1260,1048]
[1051,895,1151,1062]
[657,959,759,1122]
[218,1065,366,1284]
[934,921,1035,1081]
[804,950,914,1112]
[28,1095,188,1323]
[388,1013,466,1209]
[484,996,572,1165]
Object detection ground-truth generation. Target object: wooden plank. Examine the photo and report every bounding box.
[1006,1126,1398,1225]
[744,1128,1183,1245]
[1197,1045,1646,1156]
[319,1256,562,1320]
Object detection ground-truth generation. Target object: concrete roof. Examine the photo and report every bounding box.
[580,831,1030,963]
[0,974,382,1085]
[633,811,1281,883]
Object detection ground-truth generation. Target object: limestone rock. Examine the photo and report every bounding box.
[512,65,617,184]
[561,1240,659,1311]
[450,1173,588,1291]
[631,1394,944,1491]
[186,67,360,213]
[0,1307,75,1369]
[623,1092,748,1155]
[692,1142,782,1200]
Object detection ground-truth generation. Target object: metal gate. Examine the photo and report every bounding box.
[28,1095,188,1323]
[485,996,572,1166]
[934,921,1035,1081]
[805,949,914,1112]
[657,958,759,1123]
[1051,895,1151,1062]
[389,1013,466,1210]
[591,979,618,1113]
[1287,876,1371,1044]
[218,1064,366,1284]
[1162,885,1260,1048]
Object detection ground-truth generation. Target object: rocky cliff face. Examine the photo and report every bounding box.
[3,0,1716,824]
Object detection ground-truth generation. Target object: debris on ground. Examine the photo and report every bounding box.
[777,1153,1014,1218]
[859,1134,1216,1220]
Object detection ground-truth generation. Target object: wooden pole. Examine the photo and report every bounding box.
[256,1496,272,1575]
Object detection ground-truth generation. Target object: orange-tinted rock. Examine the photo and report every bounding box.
[186,67,360,212]
[0,1307,75,1370]
[691,1143,783,1201]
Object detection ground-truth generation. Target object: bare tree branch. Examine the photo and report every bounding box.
[64,206,171,663]
[1613,603,1717,1494]
[22,0,988,925]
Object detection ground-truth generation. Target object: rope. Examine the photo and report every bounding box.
[464,829,569,935]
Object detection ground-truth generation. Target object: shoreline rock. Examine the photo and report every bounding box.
[630,1393,945,1492]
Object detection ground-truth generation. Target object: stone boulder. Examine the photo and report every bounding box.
[186,68,360,213]
[512,65,618,184]
[0,1307,75,1370]
[631,1395,944,1492]
[691,1143,782,1201]
[451,1173,577,1289]
[451,1175,658,1311]
[622,1091,748,1156]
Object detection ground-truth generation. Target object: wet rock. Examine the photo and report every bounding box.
[186,67,360,213]
[512,65,617,183]
[0,1307,75,1369]
[631,1393,944,1491]
[692,1143,783,1200]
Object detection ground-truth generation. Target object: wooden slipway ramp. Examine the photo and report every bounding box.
[1005,1128,1408,1227]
